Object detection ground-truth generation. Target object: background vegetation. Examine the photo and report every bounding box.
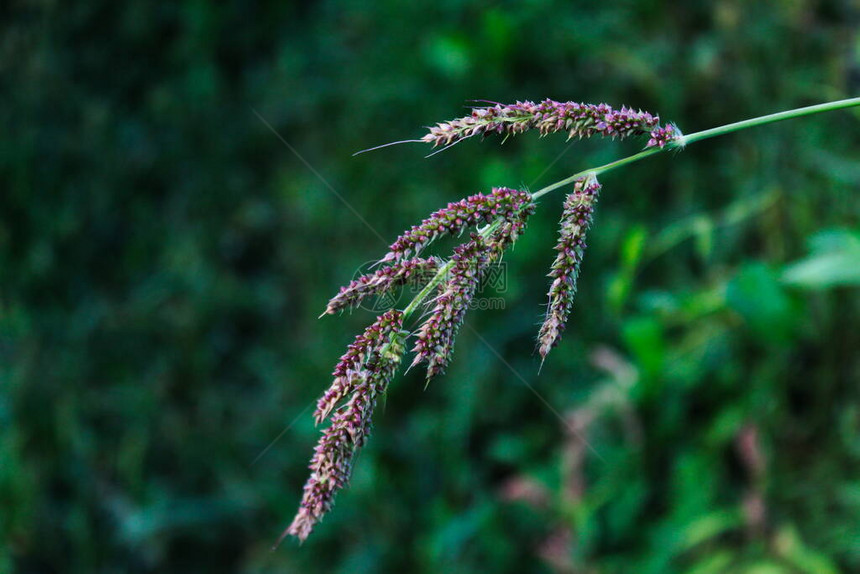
[2,1,859,572]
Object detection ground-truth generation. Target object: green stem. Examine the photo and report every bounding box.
[401,220,501,320]
[402,97,860,320]
[402,260,453,317]
[531,148,661,200]
[682,97,860,146]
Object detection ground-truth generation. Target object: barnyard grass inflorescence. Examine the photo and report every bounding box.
[282,96,860,543]
[281,92,799,543]
[288,187,536,543]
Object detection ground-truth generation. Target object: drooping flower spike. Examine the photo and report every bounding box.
[313,309,404,424]
[422,99,680,150]
[382,187,533,263]
[406,196,536,383]
[286,310,406,543]
[410,235,490,382]
[537,174,602,362]
[322,257,441,316]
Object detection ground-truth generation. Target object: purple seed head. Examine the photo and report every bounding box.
[646,123,684,149]
[537,175,601,362]
[315,310,403,424]
[410,236,489,381]
[323,257,441,315]
[383,187,533,263]
[422,100,670,149]
[287,310,405,543]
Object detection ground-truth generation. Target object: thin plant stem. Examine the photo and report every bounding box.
[401,220,501,320]
[531,148,659,201]
[402,260,454,318]
[682,97,860,146]
[402,97,860,322]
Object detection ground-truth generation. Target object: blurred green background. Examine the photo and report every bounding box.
[2,1,859,572]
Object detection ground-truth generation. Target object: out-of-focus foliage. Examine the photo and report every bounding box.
[782,229,860,288]
[1,1,858,572]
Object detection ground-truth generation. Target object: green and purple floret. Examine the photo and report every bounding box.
[421,99,679,149]
[647,123,683,149]
[286,99,684,543]
[381,186,534,263]
[286,310,405,543]
[323,257,441,315]
[410,235,490,382]
[538,175,602,362]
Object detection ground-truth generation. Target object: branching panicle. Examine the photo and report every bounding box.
[286,97,860,543]
[538,175,602,362]
[406,190,535,382]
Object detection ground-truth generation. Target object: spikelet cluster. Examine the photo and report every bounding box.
[422,99,678,149]
[410,236,489,381]
[647,123,684,149]
[488,200,537,258]
[537,175,601,362]
[406,200,539,383]
[286,310,405,543]
[323,257,441,315]
[382,187,533,263]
